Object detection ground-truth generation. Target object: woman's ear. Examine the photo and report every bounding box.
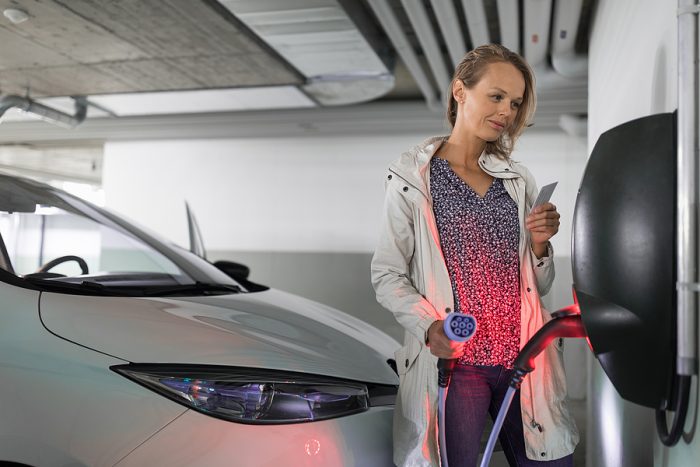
[452,80,465,104]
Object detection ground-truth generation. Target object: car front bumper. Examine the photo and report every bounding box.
[116,406,394,467]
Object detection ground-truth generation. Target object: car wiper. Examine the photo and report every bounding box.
[23,277,131,296]
[24,277,241,297]
[139,281,243,297]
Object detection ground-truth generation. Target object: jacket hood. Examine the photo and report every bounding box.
[39,288,400,385]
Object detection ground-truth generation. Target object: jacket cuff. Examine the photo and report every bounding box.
[417,318,436,346]
[530,241,553,266]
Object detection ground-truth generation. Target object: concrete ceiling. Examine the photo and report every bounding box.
[0,0,594,140]
[0,0,303,96]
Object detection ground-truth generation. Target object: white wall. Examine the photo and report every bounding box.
[103,130,586,256]
[589,0,678,148]
[589,1,699,466]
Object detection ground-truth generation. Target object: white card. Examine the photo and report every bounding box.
[530,182,558,213]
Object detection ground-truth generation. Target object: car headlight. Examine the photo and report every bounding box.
[112,364,389,424]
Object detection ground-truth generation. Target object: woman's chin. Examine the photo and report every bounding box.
[481,133,501,143]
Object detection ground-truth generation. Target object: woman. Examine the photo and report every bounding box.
[371,44,578,466]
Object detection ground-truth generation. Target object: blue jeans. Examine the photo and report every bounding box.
[444,364,574,467]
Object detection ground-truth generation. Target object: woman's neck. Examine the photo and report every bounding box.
[441,132,486,169]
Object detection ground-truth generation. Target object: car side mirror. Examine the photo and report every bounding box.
[213,260,250,281]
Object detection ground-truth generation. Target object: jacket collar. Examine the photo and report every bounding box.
[389,135,520,198]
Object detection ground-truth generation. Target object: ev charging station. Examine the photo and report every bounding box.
[470,110,694,466]
[442,4,700,463]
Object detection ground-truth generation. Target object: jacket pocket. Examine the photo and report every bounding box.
[394,338,427,439]
[395,339,422,377]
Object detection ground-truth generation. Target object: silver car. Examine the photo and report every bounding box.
[0,173,398,466]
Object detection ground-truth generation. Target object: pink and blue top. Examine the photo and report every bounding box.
[430,157,521,368]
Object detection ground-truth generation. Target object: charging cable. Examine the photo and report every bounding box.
[479,307,585,467]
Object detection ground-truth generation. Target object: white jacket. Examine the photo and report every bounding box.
[371,136,579,466]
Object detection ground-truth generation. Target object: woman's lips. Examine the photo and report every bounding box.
[488,120,505,130]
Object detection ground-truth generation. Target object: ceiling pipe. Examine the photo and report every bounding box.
[0,95,87,128]
[497,0,520,53]
[521,0,588,93]
[551,0,588,78]
[523,0,552,69]
[366,0,440,110]
[429,0,466,67]
[401,0,451,96]
[461,0,490,47]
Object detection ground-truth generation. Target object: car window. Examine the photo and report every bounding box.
[0,206,184,280]
[0,175,245,296]
[0,175,198,289]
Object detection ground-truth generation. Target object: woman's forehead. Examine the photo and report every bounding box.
[476,63,525,96]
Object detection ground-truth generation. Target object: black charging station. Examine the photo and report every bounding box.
[572,112,678,410]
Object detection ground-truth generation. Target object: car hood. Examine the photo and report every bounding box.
[39,288,400,385]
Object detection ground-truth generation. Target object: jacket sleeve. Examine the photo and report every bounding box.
[370,175,439,343]
[522,165,555,296]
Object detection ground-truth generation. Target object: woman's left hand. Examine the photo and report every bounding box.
[526,202,560,257]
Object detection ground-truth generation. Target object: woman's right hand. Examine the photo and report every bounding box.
[427,320,465,359]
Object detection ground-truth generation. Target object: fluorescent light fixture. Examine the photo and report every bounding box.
[87,86,316,116]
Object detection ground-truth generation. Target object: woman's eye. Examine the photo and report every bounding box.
[491,94,502,101]
[512,102,521,109]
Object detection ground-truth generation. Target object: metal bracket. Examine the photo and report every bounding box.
[678,4,700,16]
[676,281,700,292]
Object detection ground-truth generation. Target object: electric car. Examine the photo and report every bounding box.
[0,173,399,466]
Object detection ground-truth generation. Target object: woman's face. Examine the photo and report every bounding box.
[453,62,525,142]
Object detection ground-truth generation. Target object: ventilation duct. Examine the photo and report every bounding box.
[402,0,451,94]
[497,0,520,52]
[366,0,440,110]
[220,0,394,107]
[429,0,466,67]
[523,0,553,69]
[551,0,588,78]
[0,95,87,128]
[461,0,490,47]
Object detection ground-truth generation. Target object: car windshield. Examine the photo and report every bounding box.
[0,174,240,295]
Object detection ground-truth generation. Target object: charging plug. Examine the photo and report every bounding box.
[444,313,477,342]
[437,313,477,388]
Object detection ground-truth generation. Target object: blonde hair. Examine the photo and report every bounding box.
[447,44,536,159]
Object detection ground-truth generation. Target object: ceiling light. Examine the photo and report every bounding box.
[3,8,29,24]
